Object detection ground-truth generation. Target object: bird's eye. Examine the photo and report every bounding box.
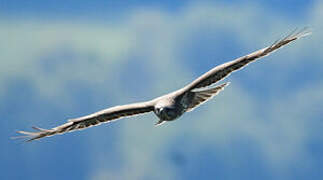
[157,107,176,120]
[158,108,164,114]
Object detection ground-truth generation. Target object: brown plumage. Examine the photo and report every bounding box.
[15,28,311,142]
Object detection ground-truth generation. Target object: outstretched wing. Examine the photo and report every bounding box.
[184,28,311,91]
[186,82,229,112]
[15,101,155,142]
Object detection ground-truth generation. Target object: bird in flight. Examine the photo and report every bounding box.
[15,28,311,142]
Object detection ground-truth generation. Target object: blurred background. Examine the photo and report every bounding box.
[1,0,322,179]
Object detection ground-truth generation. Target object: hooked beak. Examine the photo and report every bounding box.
[155,119,165,126]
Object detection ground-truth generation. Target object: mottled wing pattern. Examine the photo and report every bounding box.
[186,28,311,90]
[186,82,230,112]
[16,101,155,142]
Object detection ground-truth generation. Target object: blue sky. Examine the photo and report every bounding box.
[0,0,315,20]
[1,0,323,180]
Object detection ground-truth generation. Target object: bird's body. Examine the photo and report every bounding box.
[16,28,311,142]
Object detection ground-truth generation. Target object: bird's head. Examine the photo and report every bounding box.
[155,107,178,121]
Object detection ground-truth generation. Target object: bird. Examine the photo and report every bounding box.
[15,28,311,142]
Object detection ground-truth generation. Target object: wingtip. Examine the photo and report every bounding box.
[32,126,49,132]
[297,27,312,38]
[16,130,35,135]
[220,82,230,88]
[290,27,312,40]
[11,134,28,140]
[12,127,48,142]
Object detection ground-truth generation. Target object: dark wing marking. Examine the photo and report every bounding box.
[184,28,311,90]
[15,101,155,142]
[186,82,229,112]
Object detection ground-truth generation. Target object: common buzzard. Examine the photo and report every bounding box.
[15,28,311,142]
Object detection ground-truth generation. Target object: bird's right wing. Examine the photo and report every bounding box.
[184,28,311,91]
[186,82,229,112]
[15,101,155,142]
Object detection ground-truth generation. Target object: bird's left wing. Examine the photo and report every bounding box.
[15,101,155,142]
[184,28,311,91]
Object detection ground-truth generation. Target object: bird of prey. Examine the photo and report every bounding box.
[15,28,311,142]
